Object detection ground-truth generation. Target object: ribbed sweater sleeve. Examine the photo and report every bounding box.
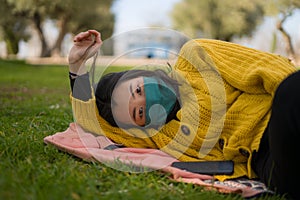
[195,39,296,96]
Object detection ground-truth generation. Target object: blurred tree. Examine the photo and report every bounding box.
[0,0,30,56]
[171,0,265,41]
[4,0,115,57]
[263,0,300,64]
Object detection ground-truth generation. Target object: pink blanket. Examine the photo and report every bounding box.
[44,123,273,198]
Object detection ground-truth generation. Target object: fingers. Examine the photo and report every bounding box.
[73,31,90,42]
[88,30,102,45]
[73,30,102,44]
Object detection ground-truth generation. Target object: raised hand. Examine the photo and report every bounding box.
[68,30,102,76]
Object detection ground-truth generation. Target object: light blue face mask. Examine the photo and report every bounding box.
[143,77,177,127]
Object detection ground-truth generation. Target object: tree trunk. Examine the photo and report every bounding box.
[277,14,296,63]
[3,25,19,56]
[32,12,51,57]
[51,16,69,57]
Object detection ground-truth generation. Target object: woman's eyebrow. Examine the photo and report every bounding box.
[129,83,135,99]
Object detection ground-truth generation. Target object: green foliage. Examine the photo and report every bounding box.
[0,0,115,57]
[58,0,115,40]
[0,60,285,200]
[0,0,30,55]
[171,0,265,41]
[262,0,300,15]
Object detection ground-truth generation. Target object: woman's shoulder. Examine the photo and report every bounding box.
[181,38,244,53]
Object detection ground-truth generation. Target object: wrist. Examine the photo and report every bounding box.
[69,63,87,76]
[69,71,89,79]
[69,71,78,79]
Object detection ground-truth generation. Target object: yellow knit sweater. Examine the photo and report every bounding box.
[71,39,296,181]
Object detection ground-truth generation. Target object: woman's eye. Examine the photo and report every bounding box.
[136,86,141,95]
[139,107,143,118]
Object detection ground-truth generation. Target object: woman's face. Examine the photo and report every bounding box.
[112,77,146,126]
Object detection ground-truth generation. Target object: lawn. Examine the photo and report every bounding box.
[0,59,284,200]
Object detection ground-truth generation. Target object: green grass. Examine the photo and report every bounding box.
[0,59,284,200]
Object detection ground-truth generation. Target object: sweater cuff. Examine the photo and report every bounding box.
[70,94,103,135]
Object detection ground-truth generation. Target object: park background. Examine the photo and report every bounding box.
[0,1,300,199]
[0,0,300,65]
